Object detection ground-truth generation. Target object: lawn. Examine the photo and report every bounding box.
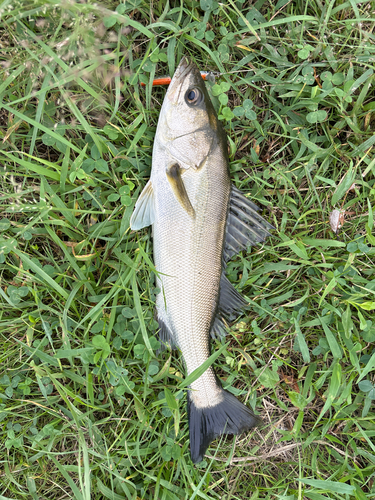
[0,0,375,498]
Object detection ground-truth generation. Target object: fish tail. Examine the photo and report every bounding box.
[187,388,261,463]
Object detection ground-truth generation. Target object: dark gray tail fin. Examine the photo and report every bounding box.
[188,388,261,463]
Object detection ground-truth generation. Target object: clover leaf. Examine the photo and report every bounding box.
[103,125,118,140]
[297,44,314,60]
[218,94,228,105]
[233,99,256,120]
[233,107,244,117]
[95,159,109,172]
[92,335,111,362]
[41,126,66,153]
[211,82,231,96]
[331,73,345,85]
[306,110,327,123]
[358,380,375,400]
[321,71,333,81]
[0,218,10,231]
[92,335,109,349]
[220,107,234,121]
[142,60,156,73]
[7,285,29,305]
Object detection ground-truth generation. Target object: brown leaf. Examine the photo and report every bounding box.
[280,369,300,392]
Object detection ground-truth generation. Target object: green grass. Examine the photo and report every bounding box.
[1,0,375,498]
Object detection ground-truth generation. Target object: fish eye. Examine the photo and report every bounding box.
[185,88,202,106]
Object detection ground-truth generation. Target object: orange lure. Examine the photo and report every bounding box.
[140,71,216,87]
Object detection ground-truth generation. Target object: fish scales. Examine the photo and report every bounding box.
[130,57,273,463]
[153,138,230,407]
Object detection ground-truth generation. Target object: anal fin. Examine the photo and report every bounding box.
[217,273,247,319]
[210,316,228,340]
[211,272,247,340]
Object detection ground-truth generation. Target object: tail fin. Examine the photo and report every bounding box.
[188,388,261,463]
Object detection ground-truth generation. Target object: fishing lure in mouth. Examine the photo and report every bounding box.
[140,71,217,87]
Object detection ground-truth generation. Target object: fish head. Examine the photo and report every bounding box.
[156,57,224,170]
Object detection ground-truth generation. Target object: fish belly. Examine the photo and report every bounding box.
[152,154,230,406]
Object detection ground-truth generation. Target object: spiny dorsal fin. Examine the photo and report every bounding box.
[130,180,155,230]
[223,185,273,262]
[166,164,195,218]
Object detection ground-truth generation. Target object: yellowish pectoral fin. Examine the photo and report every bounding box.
[166,164,195,218]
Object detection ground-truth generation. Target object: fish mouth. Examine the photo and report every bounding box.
[167,57,195,104]
[171,56,193,83]
[174,56,193,79]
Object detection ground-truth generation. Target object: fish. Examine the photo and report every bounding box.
[130,57,273,463]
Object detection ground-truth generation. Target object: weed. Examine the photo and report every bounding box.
[0,0,374,498]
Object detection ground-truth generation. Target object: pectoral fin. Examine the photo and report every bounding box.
[130,180,155,230]
[166,164,195,218]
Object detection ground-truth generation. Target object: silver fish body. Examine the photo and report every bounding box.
[130,58,273,463]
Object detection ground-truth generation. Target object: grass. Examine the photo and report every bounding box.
[0,0,375,498]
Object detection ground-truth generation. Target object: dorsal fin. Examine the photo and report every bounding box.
[223,185,273,262]
[211,186,273,339]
